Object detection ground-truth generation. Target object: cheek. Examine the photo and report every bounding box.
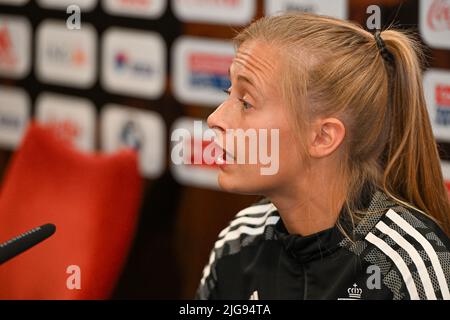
[270,128,304,181]
[216,121,305,194]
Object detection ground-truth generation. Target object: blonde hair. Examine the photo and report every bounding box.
[234,12,450,237]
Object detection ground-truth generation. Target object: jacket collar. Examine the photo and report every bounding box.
[273,182,392,263]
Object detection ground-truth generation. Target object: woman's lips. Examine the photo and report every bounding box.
[212,141,234,165]
[212,129,235,165]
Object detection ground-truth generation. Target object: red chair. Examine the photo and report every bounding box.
[0,122,142,299]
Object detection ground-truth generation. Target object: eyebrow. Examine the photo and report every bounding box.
[228,66,259,93]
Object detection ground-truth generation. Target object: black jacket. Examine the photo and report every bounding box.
[196,185,450,300]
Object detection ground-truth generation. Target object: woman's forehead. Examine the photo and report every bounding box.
[231,41,279,87]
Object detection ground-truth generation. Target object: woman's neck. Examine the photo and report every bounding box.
[270,192,345,236]
[267,165,347,236]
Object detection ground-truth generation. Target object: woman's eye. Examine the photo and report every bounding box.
[239,98,253,110]
[222,89,252,110]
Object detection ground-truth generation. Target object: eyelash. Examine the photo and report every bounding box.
[222,89,253,110]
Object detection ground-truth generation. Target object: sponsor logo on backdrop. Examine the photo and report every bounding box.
[0,86,30,149]
[120,120,144,151]
[35,93,96,151]
[435,84,450,124]
[170,117,219,189]
[265,0,348,19]
[424,69,450,142]
[102,0,167,19]
[102,28,166,99]
[101,104,166,178]
[0,15,31,79]
[420,0,450,49]
[37,0,97,11]
[36,20,97,88]
[441,161,450,197]
[189,53,231,90]
[0,0,29,5]
[172,37,233,107]
[173,0,255,25]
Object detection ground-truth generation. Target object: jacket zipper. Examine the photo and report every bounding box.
[301,264,307,299]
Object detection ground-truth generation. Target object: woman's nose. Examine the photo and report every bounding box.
[207,102,226,132]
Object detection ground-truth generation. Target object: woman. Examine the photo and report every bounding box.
[197,12,450,300]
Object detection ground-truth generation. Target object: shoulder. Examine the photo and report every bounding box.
[361,204,450,300]
[213,198,280,259]
[196,199,279,299]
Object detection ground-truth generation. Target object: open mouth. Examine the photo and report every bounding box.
[212,130,235,163]
[212,141,234,164]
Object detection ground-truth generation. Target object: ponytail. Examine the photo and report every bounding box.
[380,30,450,236]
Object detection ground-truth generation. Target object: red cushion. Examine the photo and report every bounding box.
[0,122,142,299]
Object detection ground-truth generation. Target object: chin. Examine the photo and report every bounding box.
[217,172,238,192]
[217,171,266,195]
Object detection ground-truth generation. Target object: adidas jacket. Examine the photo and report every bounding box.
[196,185,450,300]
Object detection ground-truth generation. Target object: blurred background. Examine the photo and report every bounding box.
[0,0,449,299]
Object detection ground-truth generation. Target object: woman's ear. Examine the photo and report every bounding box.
[308,118,346,158]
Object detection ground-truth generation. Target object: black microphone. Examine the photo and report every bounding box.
[0,223,56,265]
